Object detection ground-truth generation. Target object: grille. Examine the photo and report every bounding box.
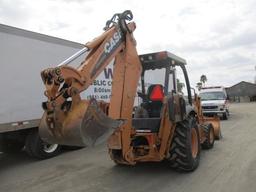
[202,106,218,110]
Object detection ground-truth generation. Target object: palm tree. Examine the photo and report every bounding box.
[196,82,202,91]
[200,74,207,87]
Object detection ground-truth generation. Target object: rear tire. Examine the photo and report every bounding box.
[202,124,215,149]
[168,117,200,172]
[25,130,61,159]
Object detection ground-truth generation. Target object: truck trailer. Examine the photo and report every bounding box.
[0,24,112,159]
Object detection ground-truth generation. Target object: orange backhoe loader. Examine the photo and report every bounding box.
[39,10,221,171]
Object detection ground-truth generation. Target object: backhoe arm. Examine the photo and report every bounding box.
[39,11,142,147]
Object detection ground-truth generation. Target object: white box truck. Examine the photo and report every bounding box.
[0,24,112,158]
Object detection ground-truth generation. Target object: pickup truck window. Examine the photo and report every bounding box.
[199,91,226,101]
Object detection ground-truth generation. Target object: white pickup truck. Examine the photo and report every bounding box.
[199,86,230,120]
[0,24,112,159]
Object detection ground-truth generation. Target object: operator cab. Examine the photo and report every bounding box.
[132,51,191,133]
[142,84,164,118]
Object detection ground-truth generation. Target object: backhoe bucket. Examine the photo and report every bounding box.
[39,99,123,147]
[204,116,221,139]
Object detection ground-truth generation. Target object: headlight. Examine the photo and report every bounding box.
[219,105,225,110]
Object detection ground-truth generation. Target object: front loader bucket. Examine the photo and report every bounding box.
[204,116,221,139]
[39,99,123,147]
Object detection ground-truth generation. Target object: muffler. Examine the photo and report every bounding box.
[39,99,123,147]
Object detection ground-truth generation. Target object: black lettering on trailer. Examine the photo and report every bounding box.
[104,68,113,79]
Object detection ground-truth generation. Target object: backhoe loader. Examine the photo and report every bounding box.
[39,10,220,171]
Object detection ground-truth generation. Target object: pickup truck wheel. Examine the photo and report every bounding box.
[168,117,200,172]
[25,130,61,159]
[222,111,228,120]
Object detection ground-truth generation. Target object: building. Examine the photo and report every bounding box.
[226,81,256,102]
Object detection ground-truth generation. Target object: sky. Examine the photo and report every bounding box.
[1,0,256,88]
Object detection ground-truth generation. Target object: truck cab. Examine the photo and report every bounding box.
[199,86,229,120]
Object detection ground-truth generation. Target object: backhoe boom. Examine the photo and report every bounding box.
[39,10,142,147]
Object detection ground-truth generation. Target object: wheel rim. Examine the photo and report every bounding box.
[191,128,198,158]
[209,128,214,144]
[43,143,59,153]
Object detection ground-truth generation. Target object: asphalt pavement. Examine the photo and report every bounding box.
[1,102,256,192]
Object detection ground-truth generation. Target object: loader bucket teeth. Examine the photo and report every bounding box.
[80,100,124,146]
[39,99,123,147]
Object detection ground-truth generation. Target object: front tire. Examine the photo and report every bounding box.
[202,124,215,149]
[168,117,200,172]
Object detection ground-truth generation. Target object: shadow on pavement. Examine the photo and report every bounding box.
[0,151,36,170]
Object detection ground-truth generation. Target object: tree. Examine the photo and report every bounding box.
[177,78,185,93]
[200,74,207,87]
